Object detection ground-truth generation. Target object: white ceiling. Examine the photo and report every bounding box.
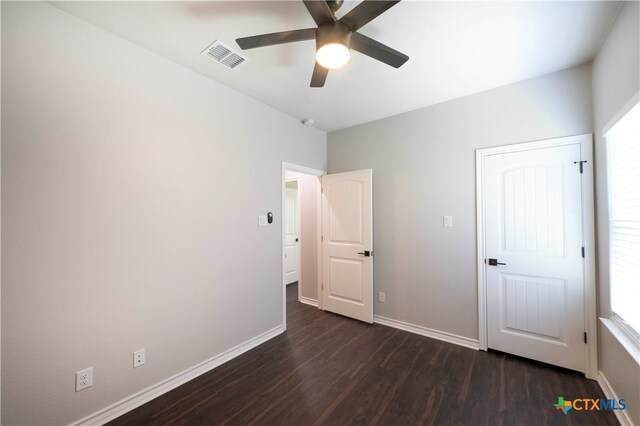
[51,1,621,132]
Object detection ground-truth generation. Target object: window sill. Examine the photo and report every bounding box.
[600,317,640,365]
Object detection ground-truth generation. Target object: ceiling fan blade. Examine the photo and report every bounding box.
[350,32,409,68]
[310,62,329,87]
[302,0,335,26]
[236,28,316,50]
[339,0,400,32]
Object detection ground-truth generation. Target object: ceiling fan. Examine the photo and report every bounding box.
[236,0,409,87]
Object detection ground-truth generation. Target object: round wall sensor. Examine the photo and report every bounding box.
[301,118,315,127]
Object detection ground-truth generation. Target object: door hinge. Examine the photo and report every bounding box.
[321,187,323,194]
[581,247,585,258]
[321,235,323,242]
[584,332,588,344]
[574,160,588,173]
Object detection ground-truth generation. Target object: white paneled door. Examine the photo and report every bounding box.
[284,181,299,285]
[321,169,373,323]
[484,143,586,372]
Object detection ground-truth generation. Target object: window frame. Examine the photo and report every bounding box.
[603,97,640,357]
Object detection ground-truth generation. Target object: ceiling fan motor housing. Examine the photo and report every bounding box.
[326,0,345,13]
[316,22,352,51]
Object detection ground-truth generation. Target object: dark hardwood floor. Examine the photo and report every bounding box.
[109,284,617,426]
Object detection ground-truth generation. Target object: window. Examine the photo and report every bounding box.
[606,101,640,340]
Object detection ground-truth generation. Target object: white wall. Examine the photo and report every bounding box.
[285,171,320,302]
[0,2,325,425]
[592,1,640,424]
[328,64,593,341]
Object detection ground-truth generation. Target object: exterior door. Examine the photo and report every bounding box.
[321,169,373,323]
[284,181,299,285]
[484,143,586,372]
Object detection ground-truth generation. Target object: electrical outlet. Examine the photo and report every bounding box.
[76,367,93,392]
[378,292,386,303]
[133,349,146,368]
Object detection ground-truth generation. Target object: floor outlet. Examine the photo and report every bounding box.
[378,292,386,303]
[76,367,93,392]
[134,349,146,368]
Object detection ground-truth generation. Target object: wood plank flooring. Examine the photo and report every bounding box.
[109,284,617,425]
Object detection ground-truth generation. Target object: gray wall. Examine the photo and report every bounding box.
[328,64,593,340]
[592,1,640,424]
[1,2,325,425]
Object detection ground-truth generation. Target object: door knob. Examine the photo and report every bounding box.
[486,258,506,266]
[357,250,372,257]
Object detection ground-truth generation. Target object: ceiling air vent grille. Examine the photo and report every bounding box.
[201,40,248,70]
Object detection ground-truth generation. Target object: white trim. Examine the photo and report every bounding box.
[374,315,479,351]
[598,371,634,426]
[299,296,319,307]
[476,148,488,351]
[475,133,598,378]
[71,325,284,426]
[579,136,598,379]
[282,162,325,329]
[316,176,323,310]
[282,162,326,178]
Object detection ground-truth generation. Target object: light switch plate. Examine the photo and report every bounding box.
[443,216,453,228]
[258,215,268,227]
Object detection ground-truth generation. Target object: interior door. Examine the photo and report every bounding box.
[321,169,373,323]
[284,181,299,285]
[484,143,585,372]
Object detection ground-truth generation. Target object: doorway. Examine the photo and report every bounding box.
[284,179,300,286]
[476,134,597,378]
[282,163,324,330]
[281,163,375,329]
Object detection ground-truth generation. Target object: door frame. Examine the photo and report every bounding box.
[281,162,325,330]
[475,133,598,379]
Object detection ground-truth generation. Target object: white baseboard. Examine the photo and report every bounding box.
[299,296,318,307]
[71,325,285,426]
[597,371,635,426]
[374,315,479,350]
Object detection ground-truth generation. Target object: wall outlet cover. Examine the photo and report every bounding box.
[133,349,146,368]
[76,367,93,392]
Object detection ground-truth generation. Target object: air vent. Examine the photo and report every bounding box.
[201,40,248,70]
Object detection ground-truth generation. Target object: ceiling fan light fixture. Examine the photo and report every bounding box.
[235,1,409,87]
[315,22,352,70]
[316,43,350,69]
